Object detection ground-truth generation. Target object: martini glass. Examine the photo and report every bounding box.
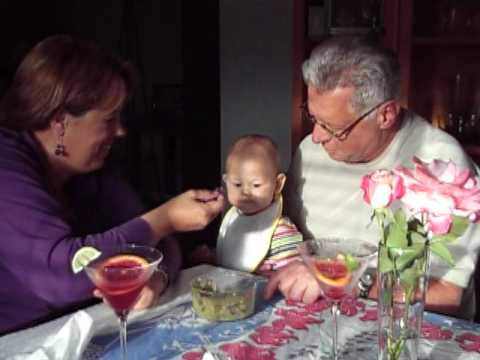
[84,244,163,360]
[297,238,377,360]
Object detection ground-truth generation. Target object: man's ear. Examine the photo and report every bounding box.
[377,100,401,130]
[275,173,286,195]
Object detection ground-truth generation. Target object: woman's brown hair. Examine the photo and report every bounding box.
[0,35,136,131]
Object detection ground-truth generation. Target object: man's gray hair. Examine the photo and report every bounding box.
[302,36,401,114]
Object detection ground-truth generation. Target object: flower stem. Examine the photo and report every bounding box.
[376,210,386,246]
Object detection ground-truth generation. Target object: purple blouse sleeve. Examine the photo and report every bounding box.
[0,130,181,328]
[0,162,154,306]
[69,172,182,281]
[0,165,152,307]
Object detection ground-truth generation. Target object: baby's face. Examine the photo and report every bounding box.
[224,157,278,215]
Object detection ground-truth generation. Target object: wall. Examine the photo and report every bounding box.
[219,0,295,172]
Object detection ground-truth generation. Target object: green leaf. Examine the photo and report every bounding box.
[399,266,419,290]
[345,254,360,272]
[395,243,425,272]
[378,246,394,273]
[430,233,457,244]
[393,209,407,229]
[388,246,404,259]
[429,242,455,266]
[449,215,470,238]
[386,220,407,248]
[410,231,426,244]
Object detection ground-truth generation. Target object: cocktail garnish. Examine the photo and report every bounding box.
[314,259,352,287]
[71,246,102,274]
[344,253,360,272]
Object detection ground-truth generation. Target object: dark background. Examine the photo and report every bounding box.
[0,0,222,264]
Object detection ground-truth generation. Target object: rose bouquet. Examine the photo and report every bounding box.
[361,157,480,360]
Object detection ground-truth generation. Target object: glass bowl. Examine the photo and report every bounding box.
[191,270,256,321]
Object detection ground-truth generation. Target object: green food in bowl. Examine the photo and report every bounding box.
[191,274,255,321]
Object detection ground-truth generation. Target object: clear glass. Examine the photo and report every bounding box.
[298,238,377,360]
[377,252,469,360]
[377,265,427,360]
[191,271,256,321]
[84,244,163,360]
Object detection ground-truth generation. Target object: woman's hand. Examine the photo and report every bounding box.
[93,269,169,310]
[164,189,225,232]
[142,188,225,241]
[264,261,322,304]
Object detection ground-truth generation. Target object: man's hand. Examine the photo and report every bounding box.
[368,276,463,317]
[264,261,322,304]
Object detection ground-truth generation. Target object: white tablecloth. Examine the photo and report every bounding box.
[1,265,480,360]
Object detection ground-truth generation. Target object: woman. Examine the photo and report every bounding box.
[0,35,224,334]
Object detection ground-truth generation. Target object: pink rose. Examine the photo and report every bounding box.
[394,157,480,234]
[361,170,405,209]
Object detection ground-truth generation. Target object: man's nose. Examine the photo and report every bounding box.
[311,124,332,144]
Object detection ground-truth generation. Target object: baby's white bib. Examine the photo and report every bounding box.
[216,197,282,272]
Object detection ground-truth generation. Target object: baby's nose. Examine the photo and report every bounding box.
[241,185,252,195]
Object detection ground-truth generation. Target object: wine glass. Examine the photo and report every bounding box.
[297,238,377,360]
[84,244,163,360]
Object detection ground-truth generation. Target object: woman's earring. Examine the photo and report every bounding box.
[54,136,66,156]
[53,115,67,156]
[55,143,66,156]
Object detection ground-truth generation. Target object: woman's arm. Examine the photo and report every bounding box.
[1,168,223,309]
[141,189,224,241]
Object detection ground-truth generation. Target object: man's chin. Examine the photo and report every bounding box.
[325,149,346,162]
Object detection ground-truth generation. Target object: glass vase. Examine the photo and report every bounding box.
[377,247,429,360]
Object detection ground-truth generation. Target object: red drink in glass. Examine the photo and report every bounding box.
[95,255,149,314]
[84,245,163,360]
[298,238,377,360]
[314,258,353,300]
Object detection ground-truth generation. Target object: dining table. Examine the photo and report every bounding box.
[1,264,480,360]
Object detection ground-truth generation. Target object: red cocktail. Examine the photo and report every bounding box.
[313,257,352,300]
[84,244,163,360]
[298,238,376,360]
[94,254,151,315]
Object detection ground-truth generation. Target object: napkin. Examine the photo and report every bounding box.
[6,310,93,360]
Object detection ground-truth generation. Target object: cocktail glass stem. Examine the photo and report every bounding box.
[119,313,128,360]
[331,302,339,360]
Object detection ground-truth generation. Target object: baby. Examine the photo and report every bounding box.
[216,134,303,275]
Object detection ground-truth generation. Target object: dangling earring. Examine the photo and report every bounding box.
[54,117,67,156]
[54,142,66,156]
[54,132,66,156]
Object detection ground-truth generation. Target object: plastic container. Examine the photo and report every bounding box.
[191,270,256,321]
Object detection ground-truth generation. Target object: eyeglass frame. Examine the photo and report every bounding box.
[301,98,393,141]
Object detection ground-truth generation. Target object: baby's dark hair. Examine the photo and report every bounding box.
[227,134,281,173]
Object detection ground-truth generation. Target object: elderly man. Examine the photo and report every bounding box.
[265,36,479,319]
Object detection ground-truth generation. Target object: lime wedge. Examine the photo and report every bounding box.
[345,254,360,272]
[71,246,101,274]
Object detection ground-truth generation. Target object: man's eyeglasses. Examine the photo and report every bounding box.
[301,99,392,141]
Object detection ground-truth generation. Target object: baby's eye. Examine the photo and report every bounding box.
[253,183,262,188]
[233,182,242,188]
